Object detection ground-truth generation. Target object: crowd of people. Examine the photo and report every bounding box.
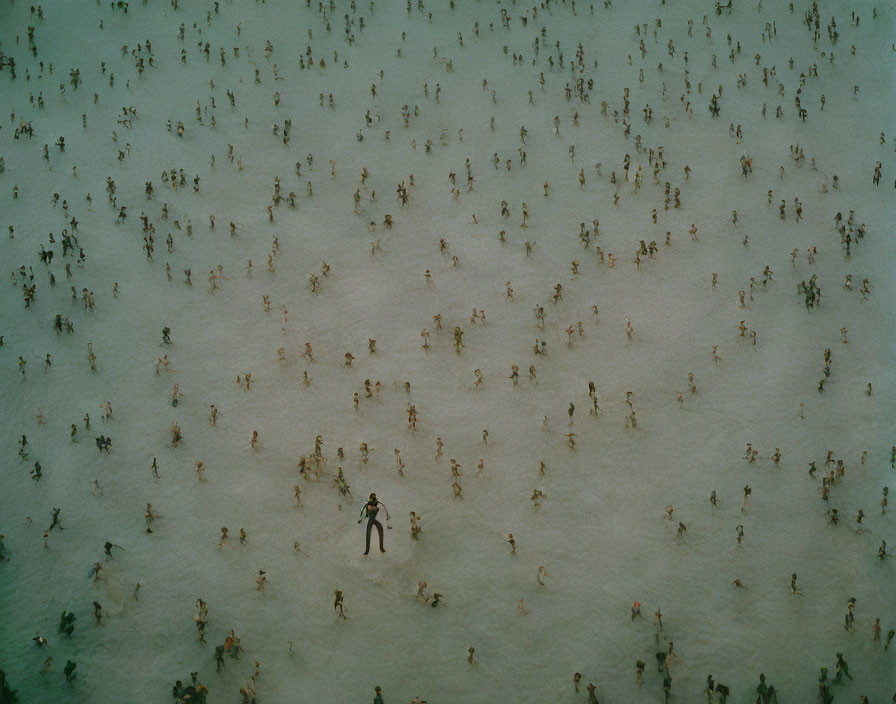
[1,0,892,702]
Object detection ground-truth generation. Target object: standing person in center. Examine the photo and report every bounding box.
[358,493,390,555]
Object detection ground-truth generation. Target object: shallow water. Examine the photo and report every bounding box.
[0,0,894,702]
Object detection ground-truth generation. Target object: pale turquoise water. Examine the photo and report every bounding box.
[0,0,894,701]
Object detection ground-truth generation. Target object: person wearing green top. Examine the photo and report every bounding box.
[358,494,390,555]
[373,685,384,704]
[818,668,833,704]
[755,673,769,703]
[833,653,852,683]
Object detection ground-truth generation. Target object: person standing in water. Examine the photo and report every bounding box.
[358,493,390,555]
